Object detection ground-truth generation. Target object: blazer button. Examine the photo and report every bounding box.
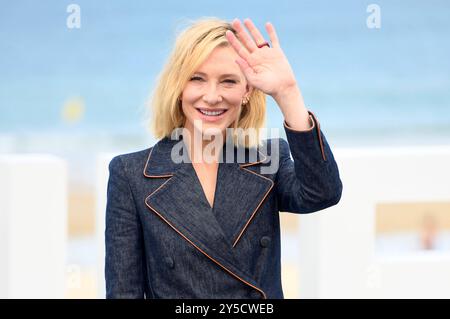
[260,236,271,248]
[164,257,175,269]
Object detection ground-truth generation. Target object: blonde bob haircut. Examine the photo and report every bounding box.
[150,17,266,148]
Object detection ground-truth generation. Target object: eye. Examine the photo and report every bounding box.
[223,79,236,84]
[190,76,203,81]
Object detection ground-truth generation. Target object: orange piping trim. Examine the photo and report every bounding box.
[144,179,267,299]
[143,147,174,178]
[308,111,327,162]
[143,140,270,297]
[232,167,274,248]
[144,142,267,176]
[239,150,268,168]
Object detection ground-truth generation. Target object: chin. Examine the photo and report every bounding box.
[195,122,227,136]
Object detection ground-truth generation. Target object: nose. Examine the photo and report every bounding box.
[202,83,223,105]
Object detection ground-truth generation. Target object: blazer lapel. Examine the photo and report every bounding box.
[143,134,273,293]
[212,154,274,248]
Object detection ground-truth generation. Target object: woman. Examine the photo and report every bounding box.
[105,17,342,299]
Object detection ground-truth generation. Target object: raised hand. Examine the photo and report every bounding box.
[225,18,298,100]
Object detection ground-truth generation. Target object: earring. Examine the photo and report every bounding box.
[242,96,249,106]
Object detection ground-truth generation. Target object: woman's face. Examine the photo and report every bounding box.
[180,45,251,139]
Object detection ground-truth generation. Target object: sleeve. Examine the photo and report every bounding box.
[105,155,146,298]
[275,110,343,214]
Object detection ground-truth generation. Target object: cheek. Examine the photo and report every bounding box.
[180,87,199,118]
[181,85,200,105]
[224,101,242,124]
[223,87,246,106]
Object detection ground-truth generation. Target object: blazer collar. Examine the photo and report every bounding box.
[144,133,268,177]
[142,132,274,296]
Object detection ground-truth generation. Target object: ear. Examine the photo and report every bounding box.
[245,83,253,97]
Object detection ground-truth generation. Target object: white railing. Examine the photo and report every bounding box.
[1,146,449,298]
[297,146,450,298]
[0,154,67,298]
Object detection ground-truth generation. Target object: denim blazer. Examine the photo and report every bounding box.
[105,111,343,299]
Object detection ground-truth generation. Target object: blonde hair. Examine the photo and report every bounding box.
[149,17,266,148]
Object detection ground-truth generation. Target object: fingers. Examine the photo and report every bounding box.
[231,18,280,49]
[231,19,258,53]
[235,56,256,82]
[265,22,280,48]
[226,18,280,65]
[225,30,252,62]
[243,18,267,47]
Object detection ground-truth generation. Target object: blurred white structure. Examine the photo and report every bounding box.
[0,154,67,298]
[298,146,450,298]
[95,146,450,298]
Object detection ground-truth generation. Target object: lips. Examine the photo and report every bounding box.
[196,108,227,116]
[195,107,228,122]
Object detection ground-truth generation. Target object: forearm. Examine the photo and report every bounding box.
[273,85,311,131]
[276,122,343,213]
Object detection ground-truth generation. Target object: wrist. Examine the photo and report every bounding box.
[272,84,300,105]
[273,85,307,117]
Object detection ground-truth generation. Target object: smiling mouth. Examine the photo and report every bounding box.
[196,108,228,116]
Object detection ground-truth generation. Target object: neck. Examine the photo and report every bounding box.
[182,126,226,164]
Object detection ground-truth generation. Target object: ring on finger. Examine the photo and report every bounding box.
[256,41,270,48]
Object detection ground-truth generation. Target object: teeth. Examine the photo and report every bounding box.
[199,109,225,116]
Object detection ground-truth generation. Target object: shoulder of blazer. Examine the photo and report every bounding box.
[110,147,153,178]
